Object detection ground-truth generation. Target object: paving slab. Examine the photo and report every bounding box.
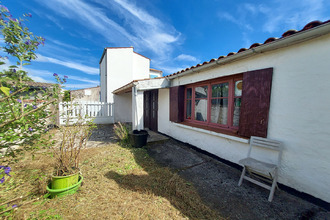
[147,137,330,220]
[147,139,204,169]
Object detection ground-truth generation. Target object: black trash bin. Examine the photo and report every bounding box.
[130,130,148,148]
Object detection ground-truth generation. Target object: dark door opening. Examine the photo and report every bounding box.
[144,89,158,131]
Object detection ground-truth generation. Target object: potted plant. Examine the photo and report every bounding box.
[46,101,95,198]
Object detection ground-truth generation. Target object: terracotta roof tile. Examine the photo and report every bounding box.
[263,37,278,44]
[302,20,323,31]
[249,43,262,49]
[166,20,329,78]
[282,29,298,38]
[237,48,248,53]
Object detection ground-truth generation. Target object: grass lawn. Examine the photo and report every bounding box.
[0,136,223,219]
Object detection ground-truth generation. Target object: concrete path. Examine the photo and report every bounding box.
[147,138,330,220]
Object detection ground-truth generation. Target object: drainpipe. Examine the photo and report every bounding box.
[132,85,137,131]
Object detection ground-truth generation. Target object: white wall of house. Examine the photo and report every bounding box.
[100,58,106,102]
[99,47,150,123]
[132,88,144,130]
[158,34,330,203]
[149,69,162,78]
[106,48,134,103]
[113,93,132,123]
[133,52,150,80]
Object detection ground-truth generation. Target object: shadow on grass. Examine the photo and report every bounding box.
[104,143,221,219]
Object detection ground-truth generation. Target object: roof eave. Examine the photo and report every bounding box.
[166,22,330,80]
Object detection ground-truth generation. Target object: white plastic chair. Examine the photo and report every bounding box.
[238,136,283,202]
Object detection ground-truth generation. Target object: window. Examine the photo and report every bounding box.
[184,75,242,131]
[170,68,273,138]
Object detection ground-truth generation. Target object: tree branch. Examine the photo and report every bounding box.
[0,99,56,128]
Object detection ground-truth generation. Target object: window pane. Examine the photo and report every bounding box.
[195,86,208,98]
[195,99,207,122]
[235,80,243,96]
[186,100,192,119]
[233,98,241,127]
[212,83,228,97]
[186,88,192,99]
[211,99,228,125]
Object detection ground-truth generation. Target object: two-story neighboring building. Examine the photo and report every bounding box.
[99,47,165,125]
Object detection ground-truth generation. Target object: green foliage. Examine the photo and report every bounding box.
[62,90,71,102]
[28,209,63,220]
[0,4,63,155]
[113,122,131,145]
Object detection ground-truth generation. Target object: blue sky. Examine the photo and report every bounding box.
[1,0,330,90]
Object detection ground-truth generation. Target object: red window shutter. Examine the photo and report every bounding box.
[170,86,185,122]
[238,68,273,138]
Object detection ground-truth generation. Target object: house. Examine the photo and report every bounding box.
[100,20,330,204]
[70,86,101,102]
[99,47,166,124]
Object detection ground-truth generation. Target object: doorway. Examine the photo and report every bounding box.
[144,89,158,131]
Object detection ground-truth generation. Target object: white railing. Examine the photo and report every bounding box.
[59,101,114,125]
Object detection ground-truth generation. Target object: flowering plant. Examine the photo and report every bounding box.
[0,166,11,183]
[0,4,63,155]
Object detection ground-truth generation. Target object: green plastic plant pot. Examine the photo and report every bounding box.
[51,172,79,189]
[47,175,83,198]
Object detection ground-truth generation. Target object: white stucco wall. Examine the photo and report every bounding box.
[158,34,330,202]
[113,93,132,123]
[106,48,134,103]
[133,52,150,80]
[149,69,162,78]
[100,55,106,102]
[100,47,151,123]
[132,88,144,130]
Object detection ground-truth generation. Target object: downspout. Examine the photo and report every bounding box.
[132,85,137,131]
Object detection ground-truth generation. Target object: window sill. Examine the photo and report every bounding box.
[173,121,249,144]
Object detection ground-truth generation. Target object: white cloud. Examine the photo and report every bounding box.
[175,54,199,63]
[35,54,99,75]
[46,37,90,51]
[219,0,329,38]
[218,12,253,31]
[261,0,329,33]
[25,67,99,89]
[66,75,99,84]
[37,0,135,45]
[37,0,181,59]
[29,75,49,82]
